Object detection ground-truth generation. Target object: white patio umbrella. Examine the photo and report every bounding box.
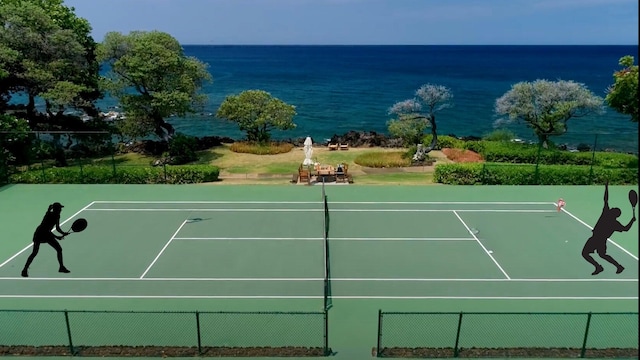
[303,136,314,166]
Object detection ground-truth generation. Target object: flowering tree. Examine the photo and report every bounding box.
[495,80,603,146]
[387,84,452,161]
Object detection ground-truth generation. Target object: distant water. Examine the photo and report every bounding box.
[64,45,640,152]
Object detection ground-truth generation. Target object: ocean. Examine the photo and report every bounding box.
[60,45,640,152]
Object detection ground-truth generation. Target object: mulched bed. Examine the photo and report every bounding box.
[0,345,327,357]
[378,347,639,358]
[441,148,484,163]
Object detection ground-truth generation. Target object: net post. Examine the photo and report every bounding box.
[376,310,383,357]
[580,312,592,358]
[195,311,202,354]
[63,310,75,355]
[453,311,464,357]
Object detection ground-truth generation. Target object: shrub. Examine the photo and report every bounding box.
[482,129,517,142]
[354,151,413,168]
[230,141,294,155]
[434,163,637,185]
[168,133,199,164]
[421,134,464,150]
[460,140,638,168]
[9,164,220,184]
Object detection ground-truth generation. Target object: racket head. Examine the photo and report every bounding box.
[70,218,88,233]
[629,190,638,207]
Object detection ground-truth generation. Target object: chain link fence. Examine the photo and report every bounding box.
[376,311,638,358]
[0,130,222,184]
[467,132,639,185]
[0,309,330,357]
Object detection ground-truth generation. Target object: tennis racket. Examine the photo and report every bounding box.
[66,218,88,235]
[629,190,638,215]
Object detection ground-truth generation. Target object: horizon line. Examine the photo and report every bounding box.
[179,43,639,46]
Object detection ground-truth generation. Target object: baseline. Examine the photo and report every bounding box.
[0,277,635,282]
[0,295,635,300]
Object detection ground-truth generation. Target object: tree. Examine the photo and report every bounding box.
[605,55,638,123]
[97,31,212,140]
[387,84,452,161]
[0,0,101,120]
[0,114,30,180]
[216,90,297,144]
[495,79,603,146]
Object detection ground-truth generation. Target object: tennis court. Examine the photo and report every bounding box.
[0,184,637,358]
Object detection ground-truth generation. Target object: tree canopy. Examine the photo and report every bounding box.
[605,55,638,123]
[495,79,603,146]
[387,84,452,160]
[216,89,297,144]
[97,30,212,140]
[0,0,101,119]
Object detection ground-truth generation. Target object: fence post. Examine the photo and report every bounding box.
[111,152,116,181]
[163,163,167,183]
[534,141,542,185]
[64,310,75,355]
[588,134,598,184]
[453,312,464,357]
[324,309,330,356]
[481,163,486,184]
[376,310,383,357]
[195,311,202,354]
[580,312,593,358]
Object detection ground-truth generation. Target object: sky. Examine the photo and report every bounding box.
[64,0,639,45]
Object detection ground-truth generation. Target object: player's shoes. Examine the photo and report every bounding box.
[59,267,70,273]
[21,269,28,278]
[616,265,625,274]
[591,266,604,275]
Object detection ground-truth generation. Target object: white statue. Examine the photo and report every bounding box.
[303,136,314,166]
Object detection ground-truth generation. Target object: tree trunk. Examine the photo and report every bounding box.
[27,94,36,120]
[412,114,438,161]
[153,114,175,141]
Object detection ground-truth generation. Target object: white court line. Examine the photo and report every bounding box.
[0,277,636,282]
[139,220,188,279]
[174,237,324,241]
[91,201,554,205]
[0,201,96,269]
[83,208,555,213]
[453,210,511,279]
[557,204,639,261]
[0,295,635,300]
[173,237,475,241]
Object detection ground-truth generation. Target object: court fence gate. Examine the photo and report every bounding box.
[375,311,638,358]
[0,309,331,357]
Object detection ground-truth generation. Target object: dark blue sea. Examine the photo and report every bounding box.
[97,45,638,152]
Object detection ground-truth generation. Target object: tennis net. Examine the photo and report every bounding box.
[322,181,332,310]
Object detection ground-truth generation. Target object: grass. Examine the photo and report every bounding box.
[37,144,451,185]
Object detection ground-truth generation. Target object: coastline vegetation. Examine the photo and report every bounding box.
[0,0,637,186]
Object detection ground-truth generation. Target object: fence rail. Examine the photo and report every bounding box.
[0,309,330,357]
[376,311,638,358]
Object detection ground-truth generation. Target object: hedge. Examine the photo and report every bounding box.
[459,141,638,168]
[8,164,220,184]
[434,163,638,185]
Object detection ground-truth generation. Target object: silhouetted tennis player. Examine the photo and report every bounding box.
[21,202,70,277]
[582,182,636,275]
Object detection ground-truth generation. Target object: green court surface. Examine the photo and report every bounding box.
[0,184,638,359]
